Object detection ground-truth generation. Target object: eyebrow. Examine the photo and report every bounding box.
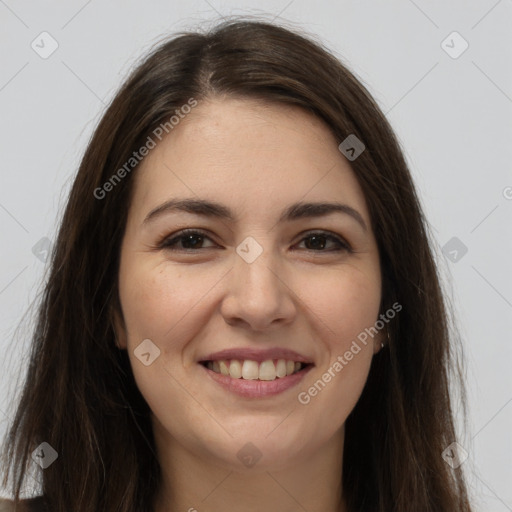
[143,198,367,231]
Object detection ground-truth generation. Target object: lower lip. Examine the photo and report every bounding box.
[200,364,313,398]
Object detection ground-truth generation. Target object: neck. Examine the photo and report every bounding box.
[152,421,347,512]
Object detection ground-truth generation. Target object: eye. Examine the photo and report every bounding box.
[159,229,217,251]
[158,229,351,253]
[295,231,351,253]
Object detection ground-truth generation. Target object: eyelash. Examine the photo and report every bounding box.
[158,229,352,253]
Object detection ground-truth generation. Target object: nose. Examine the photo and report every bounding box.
[220,245,297,332]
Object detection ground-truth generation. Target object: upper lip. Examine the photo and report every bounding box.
[199,347,314,364]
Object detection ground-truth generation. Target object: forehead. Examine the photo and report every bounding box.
[130,97,370,223]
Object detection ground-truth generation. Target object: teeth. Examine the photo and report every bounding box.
[259,360,276,381]
[229,360,242,379]
[219,360,230,376]
[206,359,306,380]
[276,359,287,378]
[242,360,259,380]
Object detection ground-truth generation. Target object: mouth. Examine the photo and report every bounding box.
[199,359,312,381]
[198,348,314,398]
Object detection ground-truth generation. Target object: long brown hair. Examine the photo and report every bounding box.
[1,18,473,512]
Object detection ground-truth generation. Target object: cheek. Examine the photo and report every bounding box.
[118,262,221,344]
[117,262,218,427]
[302,264,382,346]
[293,267,380,426]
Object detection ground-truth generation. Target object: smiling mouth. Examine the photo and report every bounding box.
[200,359,312,381]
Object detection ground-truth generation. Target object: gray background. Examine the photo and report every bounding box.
[1,1,511,509]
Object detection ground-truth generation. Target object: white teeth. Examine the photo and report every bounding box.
[242,360,259,380]
[229,360,242,379]
[259,360,276,381]
[276,359,287,378]
[219,360,230,376]
[206,358,306,380]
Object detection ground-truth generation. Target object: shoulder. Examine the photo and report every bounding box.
[0,498,15,512]
[0,499,15,512]
[0,497,47,511]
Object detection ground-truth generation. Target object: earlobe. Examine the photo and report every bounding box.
[374,336,383,355]
[374,330,388,355]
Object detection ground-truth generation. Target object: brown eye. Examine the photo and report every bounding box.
[160,230,216,251]
[296,232,351,252]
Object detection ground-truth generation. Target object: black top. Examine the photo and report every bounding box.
[0,496,48,511]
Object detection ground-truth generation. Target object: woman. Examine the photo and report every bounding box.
[0,19,473,512]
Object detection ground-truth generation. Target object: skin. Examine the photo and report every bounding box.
[114,97,384,512]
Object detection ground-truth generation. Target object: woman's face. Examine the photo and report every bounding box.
[115,97,383,472]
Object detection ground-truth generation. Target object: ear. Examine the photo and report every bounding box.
[111,301,128,350]
[373,329,386,355]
